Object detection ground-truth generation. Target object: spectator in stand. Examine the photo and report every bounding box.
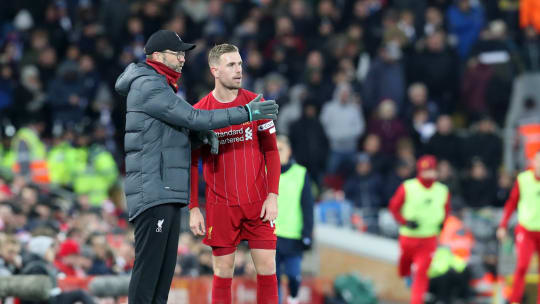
[426,115,462,169]
[362,43,406,114]
[320,82,365,174]
[437,159,464,207]
[288,0,314,40]
[521,26,540,72]
[21,235,95,304]
[289,103,329,186]
[446,0,485,59]
[405,82,439,123]
[368,98,408,157]
[12,65,47,128]
[0,233,21,275]
[362,133,391,176]
[47,60,87,125]
[461,158,497,208]
[409,30,459,113]
[0,65,14,120]
[344,153,384,233]
[54,238,84,277]
[423,7,445,37]
[470,20,519,125]
[86,233,115,275]
[460,56,493,120]
[462,116,502,174]
[383,159,415,204]
[277,84,307,136]
[303,50,334,109]
[408,107,436,155]
[259,73,289,107]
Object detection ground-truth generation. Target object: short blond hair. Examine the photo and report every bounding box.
[208,44,239,67]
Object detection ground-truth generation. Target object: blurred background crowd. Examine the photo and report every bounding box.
[0,0,539,298]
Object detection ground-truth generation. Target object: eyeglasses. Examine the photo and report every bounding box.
[162,51,185,59]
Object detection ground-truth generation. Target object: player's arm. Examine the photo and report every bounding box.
[440,192,451,230]
[389,184,409,226]
[189,148,206,236]
[300,173,315,250]
[497,180,520,240]
[259,120,280,223]
[137,78,277,130]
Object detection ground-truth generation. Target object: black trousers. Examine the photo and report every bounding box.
[128,203,181,304]
[428,268,472,304]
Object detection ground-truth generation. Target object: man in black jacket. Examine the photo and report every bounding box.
[115,30,278,304]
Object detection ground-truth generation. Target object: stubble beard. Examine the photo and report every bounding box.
[221,79,241,90]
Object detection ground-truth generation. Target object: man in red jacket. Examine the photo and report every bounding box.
[497,150,540,304]
[389,155,451,304]
[189,44,280,304]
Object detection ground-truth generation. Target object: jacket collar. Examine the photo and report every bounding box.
[145,59,181,92]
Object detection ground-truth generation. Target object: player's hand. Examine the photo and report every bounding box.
[245,94,279,121]
[496,227,507,241]
[302,237,312,251]
[260,193,278,224]
[189,207,206,236]
[197,130,219,155]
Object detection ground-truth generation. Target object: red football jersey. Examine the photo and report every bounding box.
[190,89,279,207]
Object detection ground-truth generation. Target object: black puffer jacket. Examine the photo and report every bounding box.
[115,62,249,221]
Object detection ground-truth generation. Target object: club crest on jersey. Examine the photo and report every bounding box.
[208,226,213,239]
[245,127,253,140]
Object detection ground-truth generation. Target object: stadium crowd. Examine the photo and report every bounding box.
[0,0,540,301]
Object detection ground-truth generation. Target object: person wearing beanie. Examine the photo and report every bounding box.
[497,150,540,304]
[114,29,279,304]
[54,239,82,277]
[21,236,95,304]
[389,155,451,304]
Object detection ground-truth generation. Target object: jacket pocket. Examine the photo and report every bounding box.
[161,148,189,192]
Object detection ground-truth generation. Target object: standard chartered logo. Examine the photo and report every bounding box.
[216,127,253,144]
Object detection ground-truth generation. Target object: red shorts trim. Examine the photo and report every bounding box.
[211,240,276,256]
[248,240,276,250]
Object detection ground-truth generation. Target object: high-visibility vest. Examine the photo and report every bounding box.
[11,128,49,184]
[0,146,15,172]
[47,142,78,187]
[516,170,540,231]
[428,247,467,278]
[399,178,448,237]
[73,145,118,206]
[275,163,306,239]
